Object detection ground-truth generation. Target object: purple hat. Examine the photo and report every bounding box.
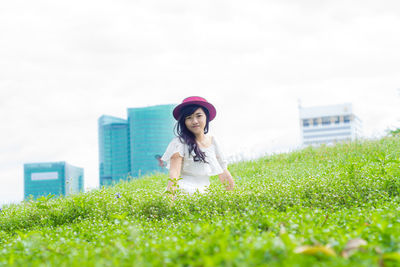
[173,96,217,121]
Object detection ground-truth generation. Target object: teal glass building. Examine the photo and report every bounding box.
[128,105,175,177]
[98,104,175,185]
[98,115,131,186]
[24,161,84,199]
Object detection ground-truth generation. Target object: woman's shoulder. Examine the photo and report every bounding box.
[162,137,186,161]
[210,135,224,152]
[169,136,186,146]
[210,135,219,145]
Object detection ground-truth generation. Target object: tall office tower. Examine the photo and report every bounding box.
[98,104,176,185]
[128,105,176,177]
[24,161,84,199]
[98,115,131,186]
[299,103,362,146]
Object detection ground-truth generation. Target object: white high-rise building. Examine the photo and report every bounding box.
[299,103,362,146]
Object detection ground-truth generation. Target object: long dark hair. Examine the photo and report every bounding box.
[175,104,210,163]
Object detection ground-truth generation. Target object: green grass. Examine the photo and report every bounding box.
[1,136,400,266]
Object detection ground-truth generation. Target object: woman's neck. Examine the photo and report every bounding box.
[194,133,206,142]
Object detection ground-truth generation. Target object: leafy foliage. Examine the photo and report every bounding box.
[389,127,400,136]
[0,136,399,266]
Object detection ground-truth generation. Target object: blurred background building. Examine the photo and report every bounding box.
[128,105,175,177]
[98,104,175,186]
[24,161,84,199]
[299,103,362,146]
[98,115,131,186]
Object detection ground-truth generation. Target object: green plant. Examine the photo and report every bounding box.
[1,136,399,266]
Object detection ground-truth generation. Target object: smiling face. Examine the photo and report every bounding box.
[184,107,207,135]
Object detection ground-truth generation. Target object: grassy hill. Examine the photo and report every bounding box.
[1,137,400,266]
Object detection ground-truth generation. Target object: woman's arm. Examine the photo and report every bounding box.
[166,152,183,195]
[218,169,235,191]
[212,136,233,190]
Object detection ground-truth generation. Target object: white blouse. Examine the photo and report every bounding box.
[161,136,228,194]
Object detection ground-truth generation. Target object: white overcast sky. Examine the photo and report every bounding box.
[1,0,399,205]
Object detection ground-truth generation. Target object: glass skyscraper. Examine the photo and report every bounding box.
[128,105,175,177]
[98,115,131,186]
[98,104,176,185]
[24,161,84,199]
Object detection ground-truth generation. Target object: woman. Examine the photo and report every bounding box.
[161,96,235,195]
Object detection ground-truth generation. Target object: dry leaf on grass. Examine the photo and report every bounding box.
[342,238,367,258]
[294,245,336,257]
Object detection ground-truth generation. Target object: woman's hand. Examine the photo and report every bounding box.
[166,152,183,199]
[218,169,235,191]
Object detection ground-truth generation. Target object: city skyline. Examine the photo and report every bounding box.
[1,0,400,205]
[99,104,175,186]
[1,93,399,206]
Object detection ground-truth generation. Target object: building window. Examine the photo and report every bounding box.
[322,117,331,125]
[334,116,340,124]
[303,119,310,127]
[344,115,351,123]
[313,118,319,126]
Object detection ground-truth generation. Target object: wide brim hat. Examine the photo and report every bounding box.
[173,96,217,121]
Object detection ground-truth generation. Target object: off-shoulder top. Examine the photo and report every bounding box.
[161,136,228,194]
